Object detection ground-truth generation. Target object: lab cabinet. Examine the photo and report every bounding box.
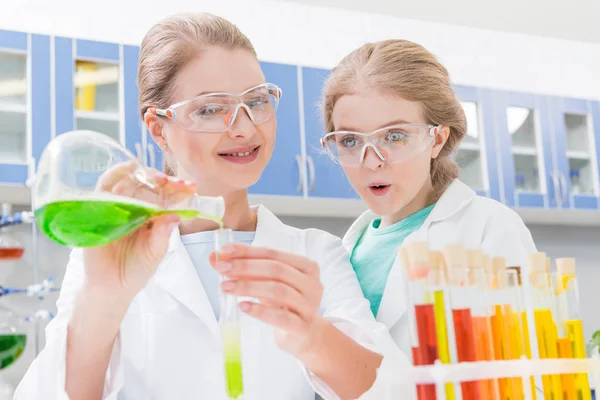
[550,97,600,209]
[300,66,359,199]
[53,37,144,164]
[2,27,600,219]
[453,85,501,201]
[0,30,51,185]
[494,91,555,208]
[248,62,304,197]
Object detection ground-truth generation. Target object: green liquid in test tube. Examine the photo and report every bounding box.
[215,228,244,399]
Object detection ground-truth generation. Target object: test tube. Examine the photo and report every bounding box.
[505,266,528,399]
[529,252,562,400]
[404,242,438,400]
[507,265,537,400]
[490,257,510,399]
[429,250,456,400]
[443,244,480,400]
[467,250,498,400]
[556,258,591,400]
[215,228,244,399]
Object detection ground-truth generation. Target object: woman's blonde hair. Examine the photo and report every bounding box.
[322,39,467,195]
[138,12,257,176]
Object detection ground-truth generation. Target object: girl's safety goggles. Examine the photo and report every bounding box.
[321,124,440,167]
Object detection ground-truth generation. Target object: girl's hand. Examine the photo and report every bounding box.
[210,244,328,358]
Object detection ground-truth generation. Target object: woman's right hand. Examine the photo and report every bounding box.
[82,162,196,301]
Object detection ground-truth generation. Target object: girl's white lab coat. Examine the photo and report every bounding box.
[15,205,405,400]
[343,179,538,357]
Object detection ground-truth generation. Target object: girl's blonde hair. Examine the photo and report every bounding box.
[322,39,466,195]
[138,12,257,176]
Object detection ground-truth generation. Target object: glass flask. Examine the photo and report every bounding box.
[33,130,225,247]
[0,306,28,397]
[214,228,244,399]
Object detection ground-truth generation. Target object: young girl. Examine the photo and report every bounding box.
[15,14,403,400]
[320,39,537,355]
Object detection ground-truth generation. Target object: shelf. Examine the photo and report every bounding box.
[511,146,538,156]
[458,142,480,152]
[74,110,120,121]
[0,104,26,114]
[4,187,600,227]
[566,150,590,160]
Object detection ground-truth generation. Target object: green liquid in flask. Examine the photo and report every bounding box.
[223,324,243,399]
[0,334,26,369]
[34,199,222,248]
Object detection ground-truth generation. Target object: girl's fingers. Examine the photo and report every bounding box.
[239,301,305,333]
[221,280,311,320]
[211,258,312,296]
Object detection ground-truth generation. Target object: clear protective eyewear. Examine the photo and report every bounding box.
[320,124,441,167]
[147,83,283,132]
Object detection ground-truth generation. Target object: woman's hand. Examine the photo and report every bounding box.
[210,244,328,358]
[84,162,196,300]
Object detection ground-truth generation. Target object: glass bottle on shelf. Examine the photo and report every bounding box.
[0,204,24,262]
[515,174,526,191]
[570,170,582,195]
[74,60,121,142]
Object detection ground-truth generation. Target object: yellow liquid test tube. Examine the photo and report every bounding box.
[529,253,562,400]
[430,251,456,400]
[507,265,537,400]
[556,258,591,400]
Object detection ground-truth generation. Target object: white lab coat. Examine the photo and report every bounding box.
[15,205,406,400]
[343,179,538,358]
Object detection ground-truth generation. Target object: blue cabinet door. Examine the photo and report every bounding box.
[0,30,29,184]
[301,66,358,199]
[31,34,52,172]
[453,85,501,201]
[248,62,304,196]
[494,91,554,208]
[73,39,122,145]
[551,97,598,209]
[54,37,75,136]
[123,44,144,163]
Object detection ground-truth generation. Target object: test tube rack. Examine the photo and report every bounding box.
[378,358,600,400]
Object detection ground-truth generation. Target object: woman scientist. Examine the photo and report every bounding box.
[15,13,405,400]
[320,39,538,354]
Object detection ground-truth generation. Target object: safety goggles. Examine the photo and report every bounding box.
[320,124,440,167]
[147,83,283,132]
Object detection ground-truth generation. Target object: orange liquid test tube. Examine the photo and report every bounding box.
[490,257,526,400]
[467,251,498,400]
[443,244,480,400]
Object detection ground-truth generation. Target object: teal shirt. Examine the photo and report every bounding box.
[350,204,435,317]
